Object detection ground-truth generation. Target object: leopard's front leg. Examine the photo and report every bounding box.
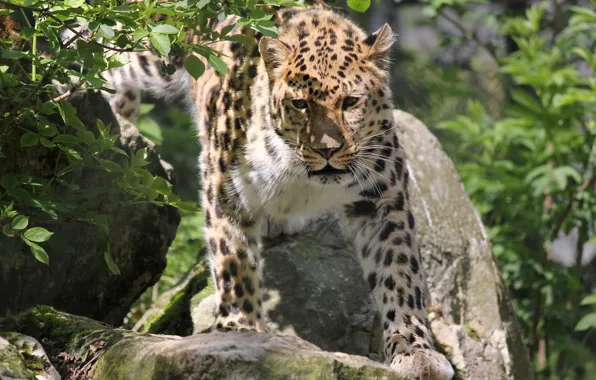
[203,191,265,332]
[341,170,454,379]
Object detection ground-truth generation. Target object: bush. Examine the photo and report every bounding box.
[423,0,596,377]
[0,0,296,272]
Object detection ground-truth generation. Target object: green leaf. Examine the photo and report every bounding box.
[64,0,85,7]
[195,0,210,9]
[110,147,128,156]
[1,173,18,189]
[100,159,124,173]
[152,176,173,194]
[221,24,235,36]
[23,239,50,265]
[347,0,371,12]
[0,49,30,59]
[152,24,180,34]
[58,102,85,130]
[11,215,28,230]
[575,312,596,331]
[208,54,228,76]
[225,34,255,45]
[20,132,39,148]
[252,21,278,37]
[137,116,163,145]
[23,227,54,243]
[59,146,82,161]
[99,24,115,39]
[104,250,121,275]
[37,123,58,137]
[184,55,205,80]
[581,294,596,306]
[54,134,81,145]
[2,224,14,237]
[132,28,149,42]
[150,34,171,56]
[510,89,542,114]
[171,200,199,212]
[570,6,596,22]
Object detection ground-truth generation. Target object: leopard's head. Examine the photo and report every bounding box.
[259,9,395,186]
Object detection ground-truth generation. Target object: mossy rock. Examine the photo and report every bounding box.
[0,336,36,379]
[2,306,404,380]
[92,332,405,380]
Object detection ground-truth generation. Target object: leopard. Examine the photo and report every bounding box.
[85,5,455,379]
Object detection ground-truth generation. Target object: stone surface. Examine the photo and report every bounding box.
[191,213,378,358]
[189,110,534,379]
[94,332,404,380]
[1,306,404,380]
[0,89,180,326]
[0,336,36,380]
[0,333,60,380]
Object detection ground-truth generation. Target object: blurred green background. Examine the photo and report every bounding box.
[123,1,596,378]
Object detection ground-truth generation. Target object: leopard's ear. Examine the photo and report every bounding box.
[363,24,395,70]
[259,37,292,78]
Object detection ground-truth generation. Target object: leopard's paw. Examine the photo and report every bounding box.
[214,315,266,333]
[390,349,454,380]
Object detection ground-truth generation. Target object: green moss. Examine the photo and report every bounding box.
[0,340,36,379]
[1,305,126,368]
[189,274,215,308]
[147,265,210,335]
[464,325,480,342]
[262,352,404,380]
[12,306,106,352]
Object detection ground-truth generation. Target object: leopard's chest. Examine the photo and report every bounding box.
[231,162,358,219]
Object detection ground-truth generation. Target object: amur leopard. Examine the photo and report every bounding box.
[89,5,455,380]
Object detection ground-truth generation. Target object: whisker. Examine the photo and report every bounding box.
[346,163,365,192]
[359,124,401,142]
[360,145,406,153]
[357,153,402,164]
[355,157,392,183]
[353,160,383,196]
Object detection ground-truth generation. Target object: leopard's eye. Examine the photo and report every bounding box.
[291,99,308,110]
[342,96,360,110]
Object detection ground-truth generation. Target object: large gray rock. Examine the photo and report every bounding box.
[0,89,180,326]
[189,110,534,379]
[0,306,404,380]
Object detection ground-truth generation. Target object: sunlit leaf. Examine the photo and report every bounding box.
[347,0,371,12]
[11,215,28,230]
[23,227,54,242]
[184,54,205,80]
[23,239,50,265]
[208,54,228,76]
[150,34,171,56]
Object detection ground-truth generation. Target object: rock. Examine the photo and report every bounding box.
[188,110,534,379]
[393,110,533,380]
[0,88,180,326]
[191,213,378,358]
[0,333,60,380]
[0,336,35,380]
[1,306,404,380]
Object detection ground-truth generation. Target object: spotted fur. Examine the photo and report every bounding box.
[104,6,454,379]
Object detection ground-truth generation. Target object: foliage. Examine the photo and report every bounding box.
[123,99,204,329]
[423,0,596,377]
[0,0,295,272]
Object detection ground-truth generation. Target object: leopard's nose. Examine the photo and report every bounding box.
[313,147,339,159]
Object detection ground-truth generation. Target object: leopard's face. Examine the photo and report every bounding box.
[259,10,395,186]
